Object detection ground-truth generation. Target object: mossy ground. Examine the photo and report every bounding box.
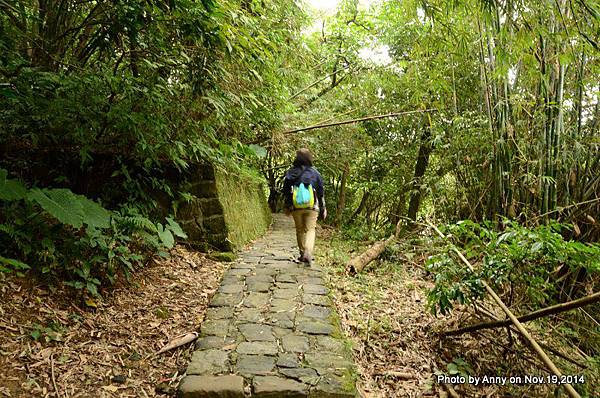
[208,251,237,262]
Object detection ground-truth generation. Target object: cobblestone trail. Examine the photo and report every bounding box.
[179,214,357,397]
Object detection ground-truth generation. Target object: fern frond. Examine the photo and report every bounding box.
[117,215,158,233]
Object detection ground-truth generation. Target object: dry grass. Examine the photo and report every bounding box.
[0,246,225,398]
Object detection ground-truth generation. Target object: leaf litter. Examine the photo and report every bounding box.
[319,231,596,398]
[0,246,225,397]
[320,236,441,398]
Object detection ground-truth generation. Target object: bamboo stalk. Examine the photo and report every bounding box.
[283,109,437,134]
[426,220,581,398]
[444,291,600,336]
[288,64,352,100]
[304,107,360,129]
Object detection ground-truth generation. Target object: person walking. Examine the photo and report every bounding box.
[283,148,327,266]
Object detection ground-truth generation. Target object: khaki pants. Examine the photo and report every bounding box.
[292,209,318,259]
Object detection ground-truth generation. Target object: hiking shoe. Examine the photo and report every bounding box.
[304,255,313,267]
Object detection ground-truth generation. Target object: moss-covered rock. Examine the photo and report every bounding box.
[208,251,237,262]
[173,163,271,251]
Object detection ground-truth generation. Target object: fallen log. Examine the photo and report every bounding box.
[444,291,600,336]
[346,219,404,274]
[347,235,395,274]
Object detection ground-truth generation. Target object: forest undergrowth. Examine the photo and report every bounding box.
[319,227,599,398]
[0,247,225,397]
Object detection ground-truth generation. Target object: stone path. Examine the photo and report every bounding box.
[178,214,357,397]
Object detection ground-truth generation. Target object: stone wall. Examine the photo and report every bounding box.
[175,164,272,251]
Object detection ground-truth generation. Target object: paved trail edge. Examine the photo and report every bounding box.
[178,214,357,398]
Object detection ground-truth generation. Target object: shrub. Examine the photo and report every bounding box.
[426,220,600,316]
[0,169,186,296]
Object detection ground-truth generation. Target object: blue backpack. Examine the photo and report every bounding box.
[291,168,316,209]
[292,182,315,209]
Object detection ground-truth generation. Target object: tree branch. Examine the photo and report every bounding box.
[283,109,437,134]
[444,291,600,336]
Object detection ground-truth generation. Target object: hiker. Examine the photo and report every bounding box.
[283,148,327,266]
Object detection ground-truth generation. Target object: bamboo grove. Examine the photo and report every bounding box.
[276,0,600,242]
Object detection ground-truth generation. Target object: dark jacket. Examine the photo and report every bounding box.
[283,165,325,211]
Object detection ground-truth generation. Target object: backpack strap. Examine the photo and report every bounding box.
[294,166,309,186]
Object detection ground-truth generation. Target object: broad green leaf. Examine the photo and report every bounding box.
[157,224,175,248]
[28,189,84,228]
[166,217,187,238]
[0,169,28,201]
[447,362,459,375]
[78,195,112,229]
[86,282,99,297]
[30,329,41,340]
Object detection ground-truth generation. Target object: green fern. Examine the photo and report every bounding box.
[0,169,187,290]
[2,169,112,229]
[0,256,30,272]
[0,223,16,237]
[78,195,112,229]
[118,215,158,232]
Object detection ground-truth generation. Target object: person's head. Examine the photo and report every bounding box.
[293,148,313,167]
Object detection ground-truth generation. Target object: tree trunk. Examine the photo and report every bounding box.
[334,163,349,227]
[407,118,433,222]
[265,151,280,212]
[349,190,370,223]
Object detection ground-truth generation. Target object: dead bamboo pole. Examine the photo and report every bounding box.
[426,220,581,398]
[315,106,360,126]
[445,291,600,336]
[283,109,437,134]
[288,64,352,100]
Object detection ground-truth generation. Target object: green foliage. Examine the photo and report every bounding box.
[343,222,387,242]
[0,170,186,296]
[30,322,64,343]
[27,188,111,230]
[445,357,474,378]
[426,220,600,316]
[0,0,305,296]
[0,169,28,200]
[0,256,30,274]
